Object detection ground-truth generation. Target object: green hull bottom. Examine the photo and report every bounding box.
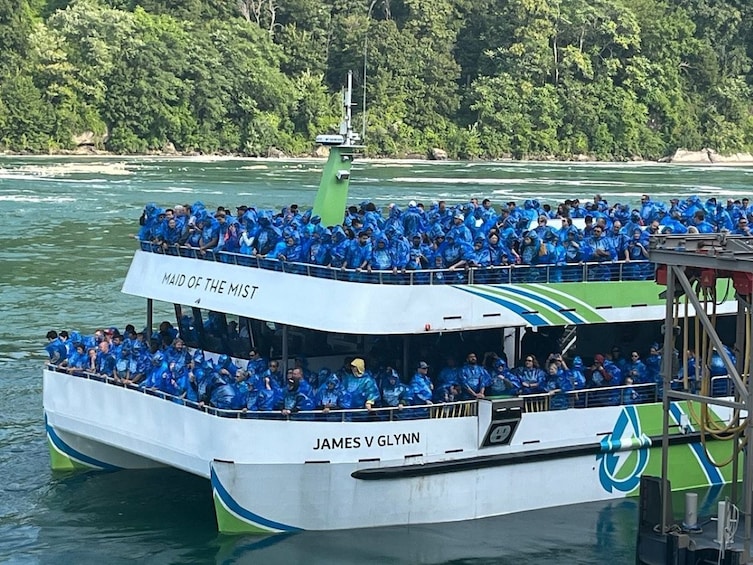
[48,437,99,472]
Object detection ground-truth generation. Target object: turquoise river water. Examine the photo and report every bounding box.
[1,156,751,564]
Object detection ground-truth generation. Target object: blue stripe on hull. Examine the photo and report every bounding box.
[45,414,122,472]
[210,465,301,532]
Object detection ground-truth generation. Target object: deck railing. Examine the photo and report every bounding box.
[47,364,734,420]
[140,241,655,286]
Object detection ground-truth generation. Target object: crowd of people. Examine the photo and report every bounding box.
[135,193,753,283]
[45,325,736,417]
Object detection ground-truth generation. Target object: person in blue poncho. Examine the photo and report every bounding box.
[208,372,240,409]
[622,376,641,405]
[252,215,281,257]
[138,203,165,241]
[303,228,331,266]
[709,346,736,396]
[316,373,348,413]
[515,354,546,394]
[196,214,220,255]
[344,231,372,270]
[240,374,262,411]
[732,216,752,235]
[212,353,237,379]
[142,351,169,390]
[487,358,520,397]
[486,232,516,266]
[388,229,410,274]
[407,234,431,271]
[281,368,315,416]
[123,333,150,385]
[567,356,587,407]
[179,366,204,403]
[340,358,380,412]
[160,361,184,397]
[625,351,648,389]
[383,204,404,235]
[328,226,350,268]
[585,225,615,281]
[690,210,715,233]
[255,372,282,411]
[625,227,650,279]
[401,201,424,238]
[244,347,267,378]
[543,360,572,410]
[710,202,733,231]
[519,230,543,266]
[606,221,629,260]
[165,338,191,373]
[461,352,491,400]
[468,236,493,267]
[94,341,117,379]
[113,340,132,383]
[437,232,471,271]
[260,359,284,389]
[60,342,88,374]
[45,330,68,364]
[157,217,186,251]
[434,356,461,389]
[409,362,434,405]
[380,369,410,411]
[447,212,472,244]
[275,233,304,263]
[587,354,623,405]
[534,215,555,242]
[369,235,393,271]
[222,221,242,254]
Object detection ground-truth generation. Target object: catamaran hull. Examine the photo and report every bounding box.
[43,369,737,533]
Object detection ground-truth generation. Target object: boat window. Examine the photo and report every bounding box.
[173,305,368,361]
[176,305,200,349]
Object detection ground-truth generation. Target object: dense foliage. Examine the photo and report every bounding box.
[0,0,751,159]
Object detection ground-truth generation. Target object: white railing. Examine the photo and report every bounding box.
[47,364,734,419]
[140,241,655,286]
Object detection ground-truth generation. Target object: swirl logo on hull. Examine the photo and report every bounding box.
[597,406,650,493]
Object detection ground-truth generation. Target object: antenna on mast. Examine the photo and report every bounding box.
[339,71,359,146]
[316,71,360,147]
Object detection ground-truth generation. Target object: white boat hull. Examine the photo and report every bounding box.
[44,369,737,532]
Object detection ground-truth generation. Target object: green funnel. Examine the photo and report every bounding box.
[312,145,359,227]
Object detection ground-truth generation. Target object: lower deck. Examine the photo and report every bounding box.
[44,367,740,532]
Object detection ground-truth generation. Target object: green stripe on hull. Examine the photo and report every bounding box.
[213,492,273,534]
[519,284,604,323]
[48,437,96,472]
[481,286,569,325]
[543,279,730,309]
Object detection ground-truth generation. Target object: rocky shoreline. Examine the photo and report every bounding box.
[2,144,753,164]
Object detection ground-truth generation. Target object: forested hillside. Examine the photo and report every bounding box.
[1,0,752,159]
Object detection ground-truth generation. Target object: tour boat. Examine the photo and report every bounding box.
[43,78,741,534]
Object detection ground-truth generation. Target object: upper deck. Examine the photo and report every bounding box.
[122,242,734,335]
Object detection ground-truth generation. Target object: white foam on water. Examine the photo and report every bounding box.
[149,186,199,193]
[391,177,529,185]
[239,165,271,170]
[0,194,76,204]
[14,162,132,177]
[369,162,415,168]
